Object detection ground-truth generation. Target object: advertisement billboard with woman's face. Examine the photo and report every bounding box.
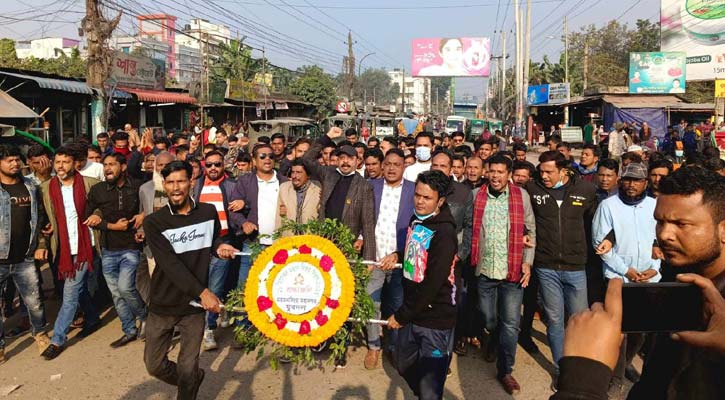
[411,37,491,77]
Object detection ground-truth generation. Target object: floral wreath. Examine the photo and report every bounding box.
[243,235,355,347]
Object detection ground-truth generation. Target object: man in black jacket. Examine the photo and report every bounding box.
[143,161,238,400]
[383,170,458,400]
[525,150,597,386]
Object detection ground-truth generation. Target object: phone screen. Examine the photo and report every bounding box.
[621,282,704,333]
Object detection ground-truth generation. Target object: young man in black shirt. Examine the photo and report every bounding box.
[143,161,237,400]
[0,145,50,362]
[85,152,146,348]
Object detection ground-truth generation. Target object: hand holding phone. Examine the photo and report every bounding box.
[671,273,725,355]
[622,282,704,333]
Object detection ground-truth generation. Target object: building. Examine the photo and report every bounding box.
[177,18,232,51]
[387,69,431,115]
[15,38,82,59]
[137,14,177,80]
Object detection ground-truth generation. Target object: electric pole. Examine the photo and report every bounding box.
[347,31,355,104]
[583,39,589,92]
[523,0,532,141]
[401,68,405,114]
[83,0,120,136]
[514,0,522,130]
[564,15,569,126]
[262,47,268,120]
[501,31,507,120]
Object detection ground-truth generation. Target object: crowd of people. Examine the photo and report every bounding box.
[0,120,724,400]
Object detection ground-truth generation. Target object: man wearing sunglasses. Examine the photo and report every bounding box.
[192,150,240,351]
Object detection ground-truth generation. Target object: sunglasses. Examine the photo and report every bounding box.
[257,153,273,160]
[206,162,223,168]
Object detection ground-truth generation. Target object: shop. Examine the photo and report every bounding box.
[109,87,197,133]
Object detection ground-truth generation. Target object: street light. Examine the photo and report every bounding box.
[358,52,376,76]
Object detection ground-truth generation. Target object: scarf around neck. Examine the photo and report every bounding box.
[618,189,647,206]
[49,174,93,280]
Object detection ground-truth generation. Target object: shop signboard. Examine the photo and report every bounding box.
[628,52,687,94]
[111,51,165,90]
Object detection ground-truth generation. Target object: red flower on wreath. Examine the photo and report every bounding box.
[315,310,329,326]
[274,313,287,330]
[273,249,289,264]
[320,255,333,272]
[299,320,311,335]
[298,245,312,254]
[326,298,339,309]
[257,296,272,311]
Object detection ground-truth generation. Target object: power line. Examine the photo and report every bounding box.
[216,0,565,9]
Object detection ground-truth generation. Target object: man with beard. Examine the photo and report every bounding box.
[275,158,321,234]
[592,163,660,397]
[143,161,237,400]
[38,147,102,360]
[551,167,725,400]
[192,150,240,351]
[85,153,146,348]
[111,131,144,180]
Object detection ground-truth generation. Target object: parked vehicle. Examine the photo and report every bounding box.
[373,116,395,137]
[445,115,469,135]
[247,119,321,144]
[321,114,357,132]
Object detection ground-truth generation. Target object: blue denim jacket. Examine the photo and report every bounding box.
[0,176,39,260]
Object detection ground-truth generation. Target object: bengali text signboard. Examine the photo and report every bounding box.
[629,52,687,94]
[110,51,165,91]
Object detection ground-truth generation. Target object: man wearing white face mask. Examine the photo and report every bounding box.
[403,132,435,182]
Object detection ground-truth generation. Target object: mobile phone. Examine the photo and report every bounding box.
[621,282,704,333]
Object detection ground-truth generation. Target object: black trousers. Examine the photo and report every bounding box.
[144,311,205,400]
[395,323,454,400]
[519,271,539,340]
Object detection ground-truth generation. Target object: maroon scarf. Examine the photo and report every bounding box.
[113,146,131,160]
[470,184,525,283]
[49,174,93,280]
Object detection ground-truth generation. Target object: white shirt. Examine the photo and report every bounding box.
[79,161,104,181]
[375,181,403,260]
[60,184,95,254]
[257,171,280,245]
[402,161,431,182]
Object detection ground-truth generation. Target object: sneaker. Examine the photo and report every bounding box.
[363,349,381,370]
[138,321,147,341]
[6,317,30,338]
[625,365,641,383]
[202,329,218,351]
[34,332,51,355]
[499,374,521,395]
[41,344,64,360]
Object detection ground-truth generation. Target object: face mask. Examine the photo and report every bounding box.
[414,210,436,221]
[416,146,431,162]
[675,150,684,157]
[552,179,565,189]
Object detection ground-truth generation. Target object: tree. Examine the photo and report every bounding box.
[0,38,18,67]
[354,68,396,105]
[210,39,261,82]
[430,77,452,113]
[289,65,337,118]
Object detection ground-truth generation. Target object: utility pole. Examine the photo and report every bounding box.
[82,0,120,136]
[347,31,355,104]
[262,47,268,120]
[564,15,570,126]
[400,68,405,114]
[583,39,589,92]
[514,0,523,129]
[501,31,507,120]
[523,0,532,141]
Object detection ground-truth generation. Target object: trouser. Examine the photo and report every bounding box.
[206,255,230,329]
[136,254,153,304]
[535,268,588,371]
[477,275,524,377]
[455,264,483,341]
[366,268,403,351]
[519,270,540,340]
[236,242,268,329]
[50,259,101,346]
[101,249,147,337]
[613,333,645,382]
[0,259,47,347]
[395,324,454,400]
[144,312,205,400]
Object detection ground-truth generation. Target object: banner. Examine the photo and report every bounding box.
[411,37,491,77]
[661,0,725,81]
[228,80,258,101]
[629,52,687,94]
[527,84,549,105]
[716,79,725,98]
[548,83,570,104]
[110,51,165,91]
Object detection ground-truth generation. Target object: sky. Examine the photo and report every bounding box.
[0,0,662,101]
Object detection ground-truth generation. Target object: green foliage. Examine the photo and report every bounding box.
[227,218,375,370]
[0,38,86,78]
[289,65,337,118]
[210,39,261,82]
[354,68,398,105]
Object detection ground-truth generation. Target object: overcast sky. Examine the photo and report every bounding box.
[0,0,661,100]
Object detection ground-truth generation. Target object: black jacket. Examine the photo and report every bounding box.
[395,204,459,330]
[85,177,142,251]
[525,175,597,271]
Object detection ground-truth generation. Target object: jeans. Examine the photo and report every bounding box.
[519,270,540,341]
[395,323,454,400]
[51,260,101,346]
[366,268,403,351]
[536,268,588,369]
[206,255,230,329]
[101,249,146,337]
[236,242,268,329]
[477,275,524,377]
[144,312,205,400]
[0,259,46,347]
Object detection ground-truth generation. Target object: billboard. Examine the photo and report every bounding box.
[110,51,165,91]
[411,37,491,77]
[716,79,725,98]
[661,0,725,81]
[628,52,687,94]
[527,84,549,105]
[548,83,571,104]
